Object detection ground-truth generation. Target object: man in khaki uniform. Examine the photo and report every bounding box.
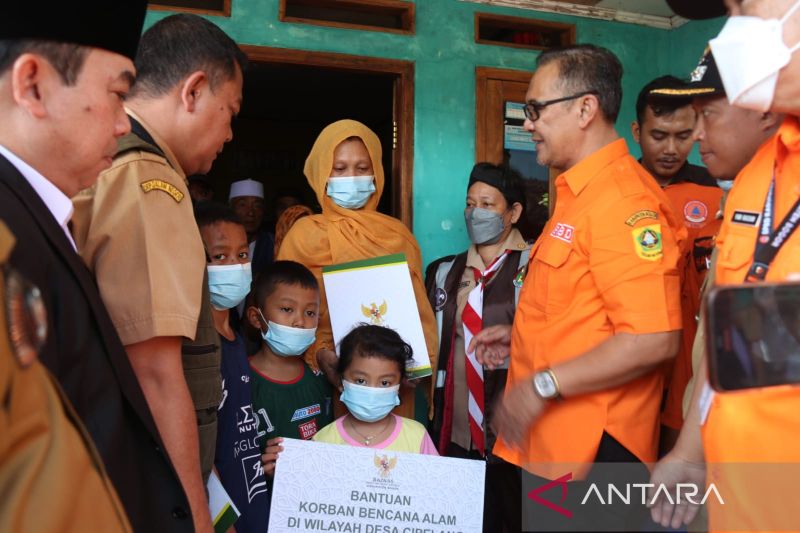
[72,14,246,532]
[0,222,130,532]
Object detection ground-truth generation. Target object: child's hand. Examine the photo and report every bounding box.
[261,437,284,477]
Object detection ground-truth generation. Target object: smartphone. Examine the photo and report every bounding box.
[705,283,800,392]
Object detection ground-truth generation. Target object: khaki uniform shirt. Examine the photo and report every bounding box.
[0,222,131,532]
[72,109,205,345]
[451,228,528,450]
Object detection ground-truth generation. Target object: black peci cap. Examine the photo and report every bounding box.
[649,48,725,99]
[0,1,148,61]
[468,163,526,210]
[667,0,727,20]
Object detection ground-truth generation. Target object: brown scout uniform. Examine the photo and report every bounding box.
[72,109,221,481]
[0,221,132,532]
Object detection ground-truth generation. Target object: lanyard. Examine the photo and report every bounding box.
[745,166,800,282]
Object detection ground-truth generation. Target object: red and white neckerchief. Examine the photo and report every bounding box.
[461,250,511,456]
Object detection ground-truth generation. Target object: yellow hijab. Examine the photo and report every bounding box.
[277,120,438,400]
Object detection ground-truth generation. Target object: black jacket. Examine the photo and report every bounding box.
[0,154,193,533]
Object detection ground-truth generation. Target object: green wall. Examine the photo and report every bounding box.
[145,2,725,265]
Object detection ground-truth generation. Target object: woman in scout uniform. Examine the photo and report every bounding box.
[425,162,530,533]
[277,119,437,423]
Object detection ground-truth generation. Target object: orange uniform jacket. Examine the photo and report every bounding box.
[494,139,684,480]
[660,165,722,430]
[704,117,800,532]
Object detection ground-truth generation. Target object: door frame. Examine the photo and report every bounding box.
[239,45,415,229]
[475,65,559,217]
[475,66,532,163]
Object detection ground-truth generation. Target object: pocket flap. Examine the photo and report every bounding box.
[536,239,572,269]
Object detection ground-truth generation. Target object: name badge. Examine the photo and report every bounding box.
[731,210,760,226]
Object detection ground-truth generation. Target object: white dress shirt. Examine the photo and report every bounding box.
[0,144,77,251]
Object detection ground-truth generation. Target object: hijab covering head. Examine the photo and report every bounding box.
[278,120,438,416]
[304,119,384,213]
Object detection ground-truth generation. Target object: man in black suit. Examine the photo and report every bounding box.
[0,4,194,532]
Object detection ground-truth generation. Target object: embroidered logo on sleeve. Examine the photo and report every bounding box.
[631,224,663,261]
[550,222,575,243]
[625,209,658,226]
[140,179,184,203]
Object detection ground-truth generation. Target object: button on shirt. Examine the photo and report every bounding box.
[493,139,684,480]
[0,144,76,251]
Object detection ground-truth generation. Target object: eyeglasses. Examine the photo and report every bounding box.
[522,90,599,122]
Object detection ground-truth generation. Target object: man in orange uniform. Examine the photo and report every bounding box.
[471,44,685,530]
[633,76,723,441]
[650,0,800,531]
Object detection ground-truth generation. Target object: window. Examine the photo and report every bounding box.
[475,13,575,51]
[149,0,231,17]
[280,0,415,34]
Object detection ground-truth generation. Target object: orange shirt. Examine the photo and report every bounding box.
[494,139,684,479]
[704,117,800,533]
[661,174,723,430]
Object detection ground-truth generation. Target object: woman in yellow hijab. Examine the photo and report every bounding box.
[277,119,437,421]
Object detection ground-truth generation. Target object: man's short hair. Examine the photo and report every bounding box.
[636,75,693,124]
[536,44,623,123]
[130,14,247,98]
[0,40,88,85]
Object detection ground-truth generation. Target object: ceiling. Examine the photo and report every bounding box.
[461,0,692,29]
[554,0,676,17]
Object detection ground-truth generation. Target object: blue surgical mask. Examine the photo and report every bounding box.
[326,176,376,209]
[207,263,252,310]
[257,309,316,357]
[716,179,734,192]
[340,380,400,422]
[464,207,506,245]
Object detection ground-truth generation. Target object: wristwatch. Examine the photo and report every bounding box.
[532,368,560,400]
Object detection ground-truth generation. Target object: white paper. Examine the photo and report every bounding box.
[268,438,486,532]
[323,255,431,378]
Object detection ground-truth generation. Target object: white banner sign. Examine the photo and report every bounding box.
[268,438,486,533]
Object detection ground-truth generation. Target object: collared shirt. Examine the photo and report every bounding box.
[71,108,204,345]
[0,144,76,251]
[494,139,684,479]
[703,117,800,533]
[651,163,722,430]
[451,227,528,450]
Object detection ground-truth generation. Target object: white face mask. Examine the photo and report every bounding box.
[710,0,800,112]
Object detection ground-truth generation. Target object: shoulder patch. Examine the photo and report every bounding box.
[140,179,184,203]
[631,224,663,261]
[625,209,658,226]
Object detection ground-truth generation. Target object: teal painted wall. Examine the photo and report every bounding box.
[144,3,725,265]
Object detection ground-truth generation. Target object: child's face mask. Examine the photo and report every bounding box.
[340,380,400,422]
[207,263,252,310]
[257,308,316,357]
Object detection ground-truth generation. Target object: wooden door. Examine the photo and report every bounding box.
[476,67,556,238]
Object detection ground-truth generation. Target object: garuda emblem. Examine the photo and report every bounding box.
[361,300,388,325]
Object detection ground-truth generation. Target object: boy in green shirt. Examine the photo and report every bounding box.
[247,261,333,474]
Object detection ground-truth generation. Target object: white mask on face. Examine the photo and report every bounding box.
[710,1,800,112]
